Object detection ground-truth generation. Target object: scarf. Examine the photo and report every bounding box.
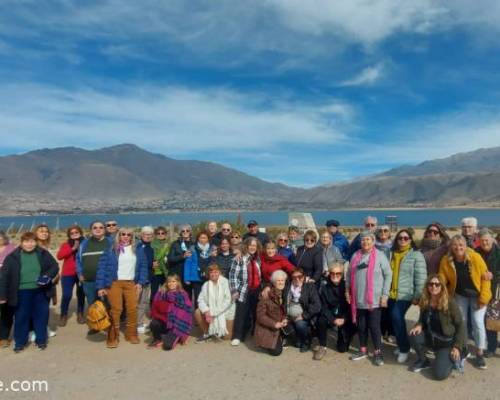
[247,256,261,290]
[420,238,442,252]
[290,283,302,302]
[205,277,233,337]
[165,290,193,342]
[197,242,211,259]
[349,247,377,323]
[118,242,131,254]
[389,244,411,299]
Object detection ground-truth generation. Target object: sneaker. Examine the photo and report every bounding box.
[397,352,409,364]
[300,343,311,353]
[48,329,57,338]
[410,358,431,372]
[350,350,368,361]
[393,348,400,356]
[137,325,148,334]
[38,344,47,350]
[483,350,494,359]
[196,334,211,344]
[14,346,24,354]
[313,346,327,361]
[374,352,384,366]
[475,355,487,370]
[29,331,36,343]
[87,329,99,335]
[231,339,240,346]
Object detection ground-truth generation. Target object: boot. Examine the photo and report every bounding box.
[59,315,67,327]
[77,312,86,325]
[106,326,119,348]
[125,325,140,344]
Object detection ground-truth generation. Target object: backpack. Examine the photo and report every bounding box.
[86,299,111,331]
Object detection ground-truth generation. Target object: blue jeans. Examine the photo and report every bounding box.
[60,275,85,316]
[389,299,412,353]
[14,289,49,348]
[82,281,97,307]
[293,319,311,345]
[455,294,487,350]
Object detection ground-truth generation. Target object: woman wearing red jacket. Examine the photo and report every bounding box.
[56,225,85,326]
[261,241,295,283]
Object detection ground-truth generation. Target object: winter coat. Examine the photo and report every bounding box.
[321,244,344,274]
[0,247,59,307]
[439,248,492,306]
[476,244,500,288]
[254,289,285,350]
[57,242,79,276]
[260,252,295,283]
[422,244,449,275]
[284,281,321,322]
[295,245,323,282]
[167,239,193,279]
[214,252,234,278]
[318,278,350,322]
[332,232,349,260]
[390,249,427,302]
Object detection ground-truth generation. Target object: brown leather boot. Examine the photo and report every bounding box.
[77,312,86,325]
[59,315,68,327]
[125,326,140,344]
[0,339,10,348]
[106,326,119,348]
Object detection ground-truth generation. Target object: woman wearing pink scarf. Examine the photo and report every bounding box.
[346,230,392,366]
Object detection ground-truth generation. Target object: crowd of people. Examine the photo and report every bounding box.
[0,216,499,381]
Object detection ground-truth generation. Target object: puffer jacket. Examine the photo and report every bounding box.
[254,289,285,350]
[390,249,427,302]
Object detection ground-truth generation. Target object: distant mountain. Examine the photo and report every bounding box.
[377,146,500,178]
[0,144,300,213]
[302,147,500,207]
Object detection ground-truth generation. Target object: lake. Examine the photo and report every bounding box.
[1,208,500,230]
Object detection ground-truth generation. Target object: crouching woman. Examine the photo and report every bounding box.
[149,274,193,349]
[195,264,234,342]
[409,274,467,380]
[254,270,289,356]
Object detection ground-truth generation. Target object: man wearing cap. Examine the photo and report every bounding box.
[242,220,270,246]
[326,220,349,260]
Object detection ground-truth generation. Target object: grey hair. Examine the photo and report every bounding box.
[360,230,376,241]
[461,217,478,228]
[478,228,496,239]
[327,262,345,274]
[450,234,467,246]
[270,269,288,284]
[141,226,154,234]
[178,224,192,232]
[364,215,378,224]
[0,230,9,244]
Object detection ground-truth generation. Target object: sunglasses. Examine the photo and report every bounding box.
[231,235,240,239]
[365,223,376,227]
[398,236,410,241]
[156,232,166,235]
[330,272,343,277]
[305,238,316,243]
[120,233,132,237]
[427,229,440,234]
[292,275,304,279]
[92,226,105,230]
[106,223,117,227]
[278,238,288,242]
[380,229,390,233]
[222,228,231,232]
[181,230,191,233]
[427,282,441,288]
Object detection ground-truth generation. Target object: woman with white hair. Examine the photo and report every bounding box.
[194,264,234,342]
[476,229,500,357]
[439,234,492,369]
[375,225,392,260]
[254,269,289,356]
[346,230,392,366]
[137,226,155,334]
[96,227,149,348]
[461,217,480,248]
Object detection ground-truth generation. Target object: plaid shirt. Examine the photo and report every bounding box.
[231,253,263,302]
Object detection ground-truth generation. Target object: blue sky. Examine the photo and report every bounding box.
[1,1,500,187]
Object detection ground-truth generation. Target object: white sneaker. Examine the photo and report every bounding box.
[231,339,240,346]
[393,348,400,356]
[397,352,409,364]
[29,331,36,343]
[137,325,148,334]
[48,329,57,338]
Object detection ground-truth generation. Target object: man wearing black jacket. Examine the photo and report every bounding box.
[314,262,354,360]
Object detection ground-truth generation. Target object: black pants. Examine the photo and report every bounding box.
[268,336,283,357]
[232,289,259,342]
[184,282,203,305]
[357,308,382,351]
[150,275,166,305]
[150,319,168,341]
[486,328,498,353]
[316,314,353,352]
[380,306,393,337]
[0,303,15,340]
[410,332,457,381]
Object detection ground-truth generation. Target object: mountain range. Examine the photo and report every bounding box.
[0,144,499,214]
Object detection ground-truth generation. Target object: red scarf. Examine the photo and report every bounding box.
[247,257,261,290]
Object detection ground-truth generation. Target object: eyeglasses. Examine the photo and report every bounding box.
[120,233,132,237]
[156,232,166,235]
[278,238,288,242]
[427,229,440,234]
[292,275,304,280]
[398,236,410,241]
[380,229,390,233]
[222,228,231,232]
[365,223,376,227]
[181,230,191,233]
[305,238,316,243]
[427,282,441,288]
[330,272,343,277]
[92,226,104,230]
[106,223,117,227]
[231,235,240,239]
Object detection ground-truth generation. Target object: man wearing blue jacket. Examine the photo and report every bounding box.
[326,220,349,260]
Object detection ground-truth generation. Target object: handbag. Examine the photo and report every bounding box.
[486,284,500,332]
[36,275,52,286]
[161,331,179,351]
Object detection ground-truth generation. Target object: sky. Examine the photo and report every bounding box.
[1,0,500,187]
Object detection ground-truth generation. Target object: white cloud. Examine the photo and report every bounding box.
[0,83,350,153]
[339,64,384,87]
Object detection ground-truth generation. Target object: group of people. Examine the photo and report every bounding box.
[0,216,498,381]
